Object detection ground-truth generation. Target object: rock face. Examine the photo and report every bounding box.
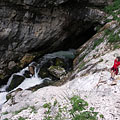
[1,20,120,120]
[48,65,66,78]
[0,0,112,84]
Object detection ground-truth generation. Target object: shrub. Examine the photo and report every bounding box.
[3,119,9,120]
[14,107,28,115]
[18,117,26,120]
[92,38,104,50]
[43,95,103,120]
[104,0,120,22]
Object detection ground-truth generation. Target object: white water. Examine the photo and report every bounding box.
[0,49,76,110]
[0,64,43,109]
[15,76,43,90]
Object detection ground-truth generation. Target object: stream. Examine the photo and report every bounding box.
[0,49,76,110]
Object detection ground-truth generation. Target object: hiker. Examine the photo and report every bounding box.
[110,56,120,81]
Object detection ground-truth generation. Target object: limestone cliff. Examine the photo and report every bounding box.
[0,0,112,84]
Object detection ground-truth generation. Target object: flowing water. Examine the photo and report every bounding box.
[0,49,76,110]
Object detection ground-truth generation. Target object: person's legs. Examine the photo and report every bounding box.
[111,71,115,78]
[110,69,115,80]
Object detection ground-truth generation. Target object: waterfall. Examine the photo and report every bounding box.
[0,49,76,109]
[0,64,44,109]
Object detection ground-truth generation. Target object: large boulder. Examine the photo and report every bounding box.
[0,0,112,85]
[38,55,73,80]
[6,75,25,91]
[48,65,66,79]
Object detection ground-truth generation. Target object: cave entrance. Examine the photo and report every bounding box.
[60,25,97,50]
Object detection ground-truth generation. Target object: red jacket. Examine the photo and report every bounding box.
[113,59,120,68]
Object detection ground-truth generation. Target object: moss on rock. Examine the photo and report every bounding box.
[20,54,35,68]
[48,65,66,79]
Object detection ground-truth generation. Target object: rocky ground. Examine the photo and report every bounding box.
[1,20,120,120]
[1,49,120,120]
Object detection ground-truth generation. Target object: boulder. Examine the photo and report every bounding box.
[55,57,65,67]
[38,67,50,79]
[6,75,25,91]
[23,71,31,78]
[27,79,54,92]
[48,65,66,79]
[38,57,68,80]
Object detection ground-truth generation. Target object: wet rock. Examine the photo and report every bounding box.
[38,56,70,80]
[6,75,25,91]
[48,65,66,79]
[6,88,23,101]
[38,67,50,79]
[27,79,54,92]
[55,57,65,67]
[23,71,31,78]
[43,78,53,86]
[20,54,35,68]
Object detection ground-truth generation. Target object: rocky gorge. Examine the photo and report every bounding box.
[0,0,112,85]
[1,0,120,120]
[1,20,120,120]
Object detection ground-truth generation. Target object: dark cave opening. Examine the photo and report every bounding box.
[0,25,97,86]
[29,25,97,62]
[0,25,97,89]
[60,25,97,50]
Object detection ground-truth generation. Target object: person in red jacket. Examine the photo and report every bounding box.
[110,56,120,80]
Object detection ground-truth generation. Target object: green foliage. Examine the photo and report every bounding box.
[43,102,52,119]
[79,54,86,62]
[18,117,26,120]
[108,32,120,43]
[95,25,102,32]
[104,0,120,14]
[43,100,67,120]
[99,114,104,118]
[70,95,88,113]
[104,29,111,35]
[104,0,120,22]
[14,107,28,115]
[104,28,120,44]
[92,38,104,50]
[70,96,98,120]
[3,118,9,120]
[78,54,88,71]
[90,107,95,111]
[54,99,58,106]
[99,59,103,63]
[113,44,120,49]
[2,111,9,115]
[79,61,86,70]
[43,95,102,120]
[6,94,12,101]
[72,111,98,120]
[30,106,37,113]
[43,103,51,109]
